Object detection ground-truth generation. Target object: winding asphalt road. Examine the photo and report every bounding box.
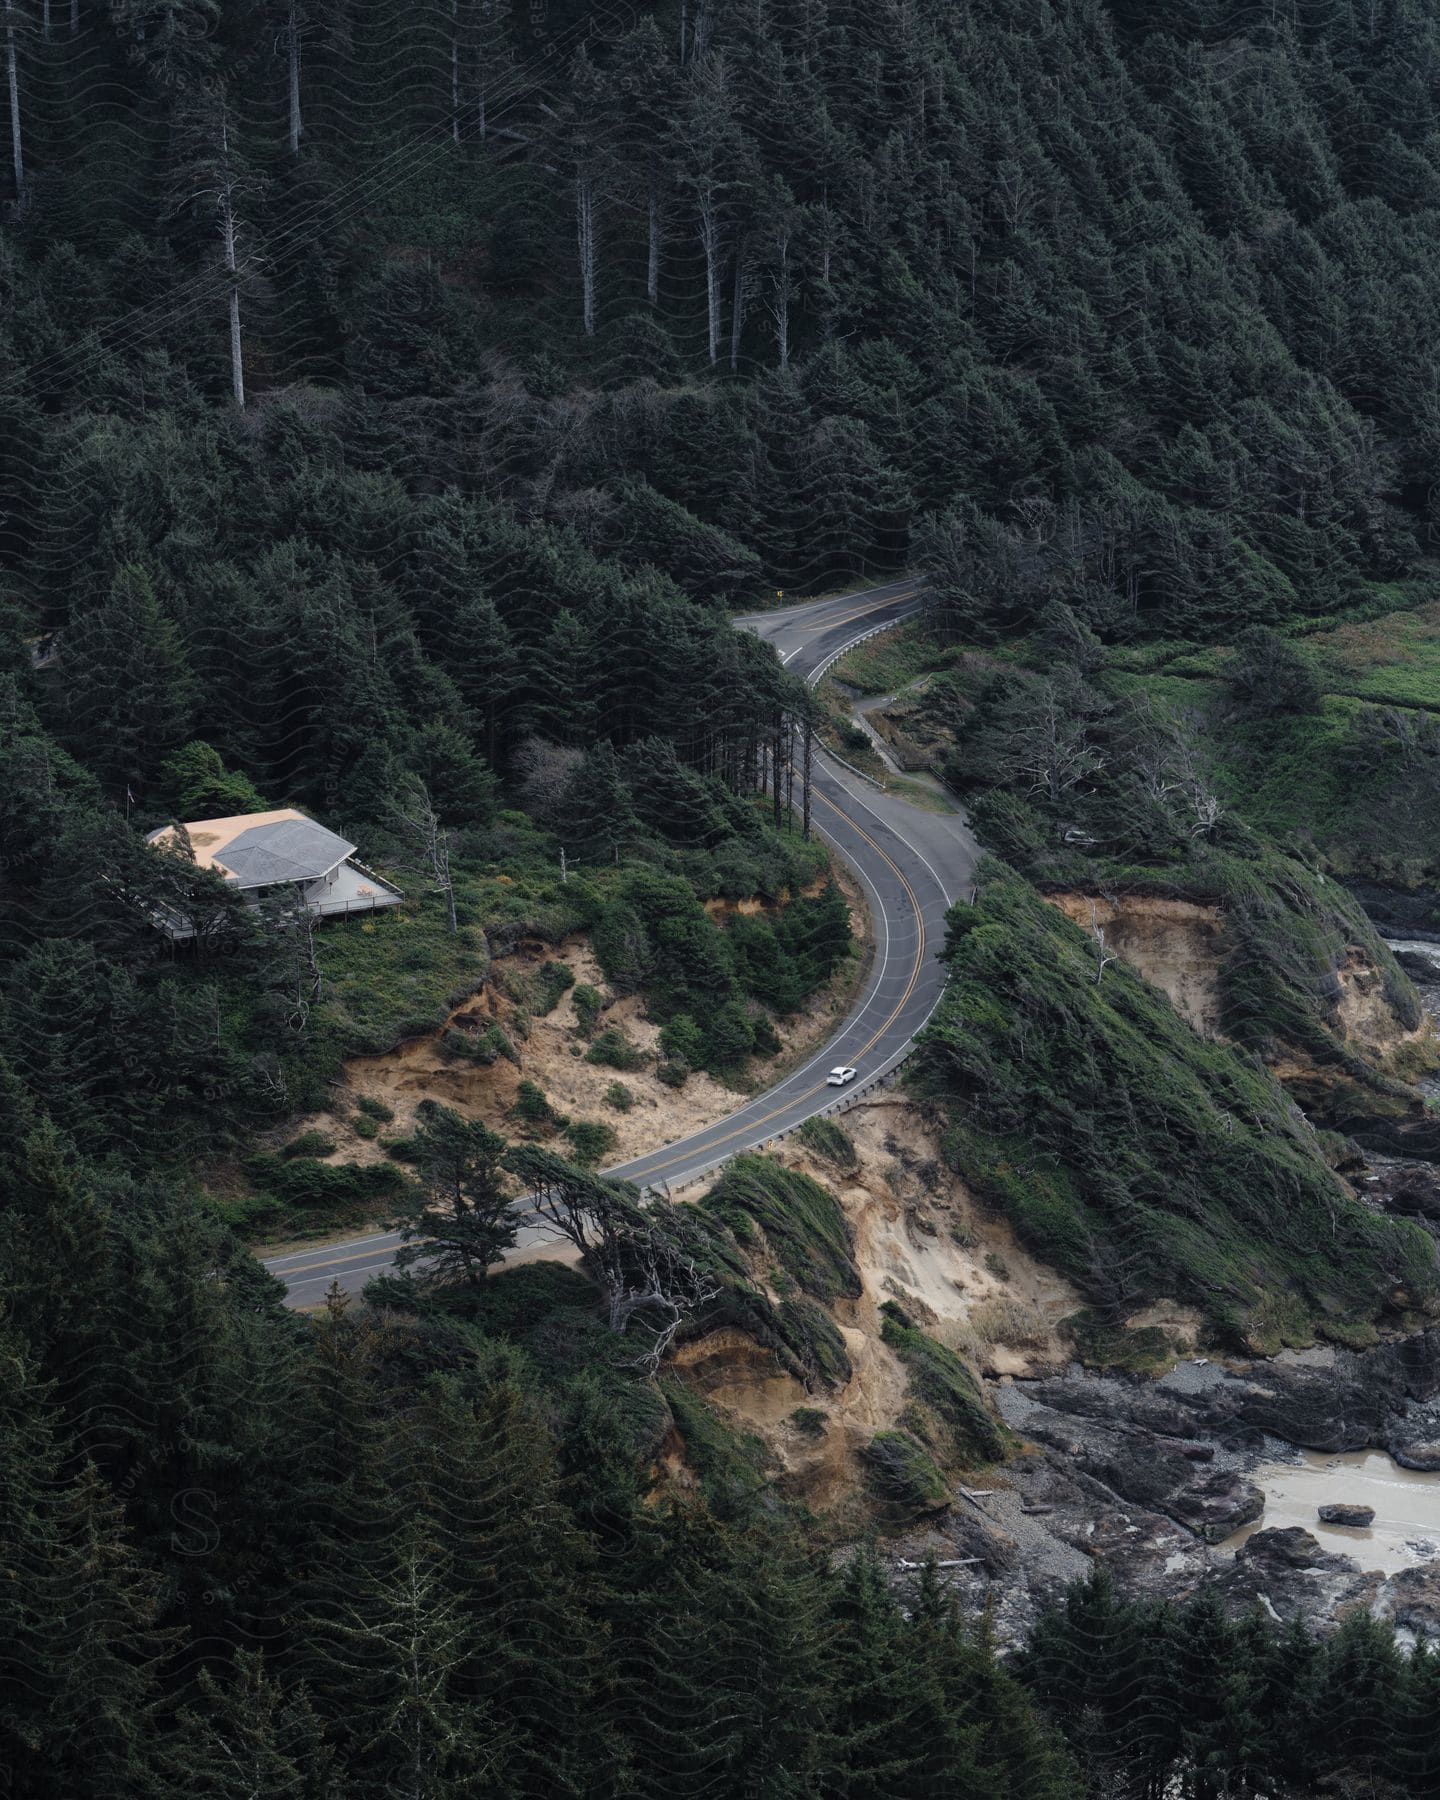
[265,581,981,1307]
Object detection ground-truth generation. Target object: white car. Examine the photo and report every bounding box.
[827,1066,858,1087]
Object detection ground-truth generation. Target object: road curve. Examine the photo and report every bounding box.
[265,581,981,1307]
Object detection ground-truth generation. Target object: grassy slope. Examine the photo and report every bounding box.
[914,864,1437,1353]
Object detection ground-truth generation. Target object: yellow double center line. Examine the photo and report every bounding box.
[276,589,932,1283]
[618,783,928,1182]
[797,585,923,638]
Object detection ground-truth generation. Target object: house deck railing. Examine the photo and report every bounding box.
[152,863,404,941]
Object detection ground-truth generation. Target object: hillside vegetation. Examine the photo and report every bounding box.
[8,0,1440,1788]
[916,864,1437,1352]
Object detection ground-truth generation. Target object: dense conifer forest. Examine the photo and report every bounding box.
[9,0,1440,1792]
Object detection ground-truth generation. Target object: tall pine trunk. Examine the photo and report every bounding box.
[287,0,302,154]
[646,176,661,305]
[220,115,245,407]
[449,0,459,142]
[771,230,792,368]
[576,167,596,336]
[5,0,23,202]
[701,201,720,364]
[729,248,746,372]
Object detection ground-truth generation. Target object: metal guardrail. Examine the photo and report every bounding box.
[811,621,905,792]
[636,1051,915,1204]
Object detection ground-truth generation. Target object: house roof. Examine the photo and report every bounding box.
[147,808,355,888]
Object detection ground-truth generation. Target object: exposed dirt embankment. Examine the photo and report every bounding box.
[669,1097,1134,1514]
[265,863,872,1193]
[1044,891,1437,1094]
[1045,893,1227,1037]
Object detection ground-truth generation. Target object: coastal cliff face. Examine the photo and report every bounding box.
[657,1092,1440,1649]
[1043,890,1439,1112]
[1044,894,1228,1038]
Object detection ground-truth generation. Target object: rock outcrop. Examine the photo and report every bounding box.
[1318,1503,1375,1527]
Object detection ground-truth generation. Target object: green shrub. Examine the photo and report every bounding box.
[791,1407,828,1438]
[584,1025,647,1071]
[511,1079,565,1136]
[281,1129,336,1159]
[352,1114,379,1141]
[797,1117,858,1169]
[880,1303,1010,1467]
[659,1014,704,1065]
[564,1119,618,1167]
[572,984,602,1036]
[697,1156,860,1304]
[439,1021,516,1064]
[604,1081,634,1112]
[246,1155,407,1213]
[704,999,755,1071]
[382,1136,419,1162]
[356,1096,394,1122]
[656,1057,689,1088]
[532,959,576,1015]
[862,1431,949,1513]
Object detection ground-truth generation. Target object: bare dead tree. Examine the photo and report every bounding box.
[1007,679,1106,808]
[389,774,457,934]
[1087,901,1118,984]
[218,107,245,406]
[284,0,303,154]
[5,0,24,203]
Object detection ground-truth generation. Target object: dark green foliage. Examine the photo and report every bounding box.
[563,1119,617,1168]
[245,1153,408,1225]
[1224,627,1322,720]
[697,1156,861,1307]
[529,960,575,1017]
[388,1100,517,1285]
[880,1303,1011,1469]
[603,1081,634,1113]
[356,1096,394,1123]
[862,1431,950,1514]
[916,864,1435,1350]
[157,740,265,819]
[1022,1568,1440,1800]
[583,1025,647,1071]
[796,1117,858,1170]
[570,984,602,1036]
[509,1080,564,1137]
[282,1129,336,1160]
[658,1014,704,1066]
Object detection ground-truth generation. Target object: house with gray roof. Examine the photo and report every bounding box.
[146,808,403,939]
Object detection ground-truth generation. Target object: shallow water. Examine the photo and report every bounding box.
[1226,1449,1440,1574]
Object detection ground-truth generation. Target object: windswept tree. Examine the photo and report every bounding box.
[504,1145,718,1369]
[390,1101,517,1286]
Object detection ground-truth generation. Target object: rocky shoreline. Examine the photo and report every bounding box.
[893,1333,1440,1649]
